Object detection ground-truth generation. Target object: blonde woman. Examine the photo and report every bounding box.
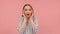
[17,4,38,34]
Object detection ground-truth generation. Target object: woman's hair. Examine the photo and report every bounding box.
[22,4,34,16]
[23,4,33,11]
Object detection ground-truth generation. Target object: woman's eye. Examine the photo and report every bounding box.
[25,9,27,11]
[29,9,31,11]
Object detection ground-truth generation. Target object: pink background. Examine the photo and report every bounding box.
[0,0,60,34]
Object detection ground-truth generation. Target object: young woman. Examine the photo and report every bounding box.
[17,4,38,34]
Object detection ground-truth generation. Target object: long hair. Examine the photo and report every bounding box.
[22,4,34,17]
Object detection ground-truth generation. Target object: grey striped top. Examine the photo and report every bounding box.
[17,16,38,34]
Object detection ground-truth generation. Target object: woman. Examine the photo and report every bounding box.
[17,4,38,34]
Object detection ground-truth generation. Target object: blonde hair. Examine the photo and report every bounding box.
[22,4,34,17]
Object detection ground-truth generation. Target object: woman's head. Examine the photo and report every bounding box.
[22,4,34,18]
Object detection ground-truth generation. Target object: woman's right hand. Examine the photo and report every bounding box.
[22,13,27,22]
[22,13,26,18]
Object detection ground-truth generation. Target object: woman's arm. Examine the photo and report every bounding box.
[29,18,35,28]
[20,17,27,31]
[29,16,38,32]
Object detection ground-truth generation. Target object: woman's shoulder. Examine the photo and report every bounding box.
[20,16,24,18]
[33,16,37,20]
[19,16,24,20]
[33,16,37,19]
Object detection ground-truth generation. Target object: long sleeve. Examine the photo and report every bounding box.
[17,16,38,34]
[17,16,24,34]
[33,16,39,32]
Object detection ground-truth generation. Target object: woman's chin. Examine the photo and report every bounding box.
[26,16,30,18]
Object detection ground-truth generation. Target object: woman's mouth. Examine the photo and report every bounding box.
[27,14,29,15]
[26,14,31,18]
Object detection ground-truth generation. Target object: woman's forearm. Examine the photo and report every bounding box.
[20,18,27,31]
[30,19,35,28]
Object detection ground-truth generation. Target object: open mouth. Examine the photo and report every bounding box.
[27,14,29,15]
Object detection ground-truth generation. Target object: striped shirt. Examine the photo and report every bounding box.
[17,16,38,34]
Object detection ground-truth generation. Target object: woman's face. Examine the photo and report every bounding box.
[23,6,33,18]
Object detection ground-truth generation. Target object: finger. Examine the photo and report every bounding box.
[32,13,34,17]
[23,13,25,17]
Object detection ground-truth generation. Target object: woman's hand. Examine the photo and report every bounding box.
[22,13,26,18]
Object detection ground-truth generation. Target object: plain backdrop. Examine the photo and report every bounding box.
[0,0,60,34]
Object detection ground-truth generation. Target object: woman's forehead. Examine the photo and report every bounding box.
[24,6,31,9]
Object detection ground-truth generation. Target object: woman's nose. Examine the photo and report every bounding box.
[26,11,30,13]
